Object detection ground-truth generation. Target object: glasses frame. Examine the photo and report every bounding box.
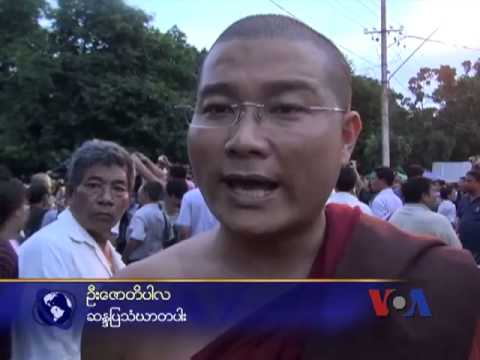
[189,101,346,128]
[80,182,129,199]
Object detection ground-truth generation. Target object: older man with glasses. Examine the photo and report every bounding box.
[14,139,133,360]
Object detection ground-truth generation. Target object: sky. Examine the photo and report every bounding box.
[124,0,480,98]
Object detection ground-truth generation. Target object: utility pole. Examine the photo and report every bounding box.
[365,1,403,167]
[380,0,389,167]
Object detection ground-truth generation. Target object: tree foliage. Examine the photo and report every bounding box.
[0,0,479,176]
[405,59,480,166]
[0,0,201,175]
[351,57,480,174]
[351,75,410,174]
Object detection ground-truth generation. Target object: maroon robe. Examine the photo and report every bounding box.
[192,204,480,360]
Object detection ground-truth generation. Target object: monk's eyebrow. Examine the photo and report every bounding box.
[197,78,326,101]
[261,79,321,98]
[198,82,238,99]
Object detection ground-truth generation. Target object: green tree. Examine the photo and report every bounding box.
[0,0,202,175]
[406,59,480,165]
[351,75,410,174]
[0,0,53,175]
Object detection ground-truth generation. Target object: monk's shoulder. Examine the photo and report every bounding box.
[407,243,480,286]
[116,231,214,279]
[346,213,479,289]
[366,215,480,286]
[337,213,476,279]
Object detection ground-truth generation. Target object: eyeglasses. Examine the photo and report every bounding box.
[189,101,346,129]
[81,182,128,199]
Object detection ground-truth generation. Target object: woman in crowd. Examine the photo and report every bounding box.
[0,175,28,360]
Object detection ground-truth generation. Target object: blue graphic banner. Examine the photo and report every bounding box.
[1,280,417,335]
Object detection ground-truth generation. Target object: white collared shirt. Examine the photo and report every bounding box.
[389,203,462,249]
[176,188,218,236]
[19,208,124,278]
[437,199,457,226]
[370,187,403,220]
[12,209,125,360]
[327,191,373,216]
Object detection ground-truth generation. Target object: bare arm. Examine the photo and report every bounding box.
[134,152,167,186]
[131,154,158,183]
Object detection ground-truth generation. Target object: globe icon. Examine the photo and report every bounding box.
[33,290,76,329]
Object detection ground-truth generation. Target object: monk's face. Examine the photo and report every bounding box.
[188,38,361,237]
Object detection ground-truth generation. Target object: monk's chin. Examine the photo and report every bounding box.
[220,216,303,242]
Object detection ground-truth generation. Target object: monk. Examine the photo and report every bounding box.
[82,15,480,359]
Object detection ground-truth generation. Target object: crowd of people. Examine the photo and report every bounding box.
[0,144,220,268]
[0,13,478,360]
[0,140,219,359]
[327,163,480,258]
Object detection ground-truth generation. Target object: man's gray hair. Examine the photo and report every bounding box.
[67,139,134,193]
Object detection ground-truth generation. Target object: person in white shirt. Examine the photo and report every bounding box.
[123,181,170,263]
[389,177,462,248]
[327,165,373,215]
[370,166,403,220]
[437,185,457,228]
[13,139,133,360]
[176,188,218,239]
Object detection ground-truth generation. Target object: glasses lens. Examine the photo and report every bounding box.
[192,105,236,128]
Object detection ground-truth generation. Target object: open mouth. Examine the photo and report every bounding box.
[222,174,279,200]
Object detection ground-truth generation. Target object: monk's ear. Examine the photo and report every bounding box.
[340,111,362,165]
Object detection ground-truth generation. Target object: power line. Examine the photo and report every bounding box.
[390,50,404,68]
[394,50,424,79]
[267,0,297,19]
[391,74,411,96]
[402,35,480,52]
[357,0,380,19]
[365,0,381,7]
[365,25,403,67]
[337,43,379,68]
[267,0,379,69]
[323,0,373,31]
[389,27,440,80]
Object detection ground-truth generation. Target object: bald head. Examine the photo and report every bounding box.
[201,14,352,109]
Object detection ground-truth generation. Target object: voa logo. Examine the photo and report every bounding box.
[368,288,432,317]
